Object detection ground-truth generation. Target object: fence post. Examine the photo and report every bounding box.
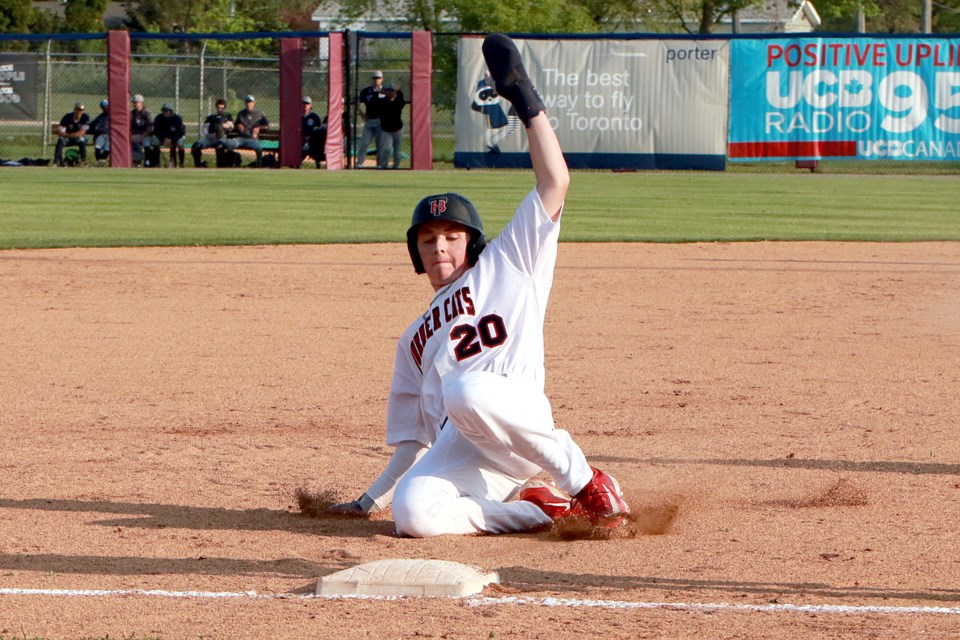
[410,30,433,170]
[325,31,344,170]
[198,41,207,137]
[279,37,303,168]
[43,40,52,155]
[107,30,132,168]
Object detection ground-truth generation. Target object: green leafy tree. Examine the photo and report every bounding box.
[815,0,893,31]
[313,0,659,32]
[0,0,32,32]
[29,6,67,33]
[933,0,960,31]
[64,0,109,31]
[127,0,278,55]
[836,0,960,33]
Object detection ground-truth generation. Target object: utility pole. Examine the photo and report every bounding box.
[922,0,932,32]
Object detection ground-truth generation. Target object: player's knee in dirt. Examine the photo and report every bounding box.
[392,476,447,538]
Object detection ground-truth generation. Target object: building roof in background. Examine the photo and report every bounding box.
[310,0,456,31]
[721,0,821,33]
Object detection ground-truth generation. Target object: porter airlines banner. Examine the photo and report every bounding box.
[454,37,729,171]
[730,37,960,161]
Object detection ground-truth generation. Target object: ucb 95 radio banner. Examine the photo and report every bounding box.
[729,37,960,161]
[454,37,729,171]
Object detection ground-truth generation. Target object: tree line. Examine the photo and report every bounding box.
[3,0,959,40]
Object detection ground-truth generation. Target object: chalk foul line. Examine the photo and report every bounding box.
[1,587,958,616]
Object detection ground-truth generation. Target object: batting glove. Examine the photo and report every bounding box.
[482,33,545,127]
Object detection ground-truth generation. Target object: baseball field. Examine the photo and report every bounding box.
[1,168,958,639]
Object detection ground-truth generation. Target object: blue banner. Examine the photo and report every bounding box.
[729,38,960,161]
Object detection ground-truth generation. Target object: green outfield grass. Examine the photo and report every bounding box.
[1,168,958,249]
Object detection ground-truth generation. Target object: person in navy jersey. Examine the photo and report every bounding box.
[301,96,326,168]
[54,102,90,167]
[153,103,186,168]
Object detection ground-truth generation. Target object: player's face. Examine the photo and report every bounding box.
[417,221,470,290]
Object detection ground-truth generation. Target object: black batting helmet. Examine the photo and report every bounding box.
[407,193,487,274]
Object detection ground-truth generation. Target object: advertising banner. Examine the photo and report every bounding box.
[730,38,960,161]
[0,53,38,120]
[455,37,729,171]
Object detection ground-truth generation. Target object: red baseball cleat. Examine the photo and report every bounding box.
[517,483,572,520]
[570,467,630,527]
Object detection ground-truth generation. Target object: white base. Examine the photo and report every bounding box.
[316,558,499,597]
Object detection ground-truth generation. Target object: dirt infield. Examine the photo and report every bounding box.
[1,242,958,639]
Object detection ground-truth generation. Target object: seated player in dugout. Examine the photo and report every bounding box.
[331,34,631,537]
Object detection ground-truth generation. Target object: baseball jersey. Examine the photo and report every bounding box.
[303,111,324,137]
[386,188,561,447]
[202,111,233,140]
[153,113,185,142]
[379,92,408,133]
[130,108,153,135]
[236,108,268,138]
[59,112,90,135]
[359,85,386,120]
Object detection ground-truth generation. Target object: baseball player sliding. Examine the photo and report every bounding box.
[332,33,630,536]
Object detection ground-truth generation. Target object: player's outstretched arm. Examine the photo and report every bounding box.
[330,440,428,515]
[527,112,569,222]
[482,33,568,221]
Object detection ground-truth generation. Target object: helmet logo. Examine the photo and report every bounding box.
[430,197,448,216]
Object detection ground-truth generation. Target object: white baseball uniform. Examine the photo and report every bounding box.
[385,188,594,537]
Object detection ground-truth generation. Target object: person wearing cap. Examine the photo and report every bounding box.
[300,96,326,169]
[330,34,632,537]
[356,70,387,168]
[377,84,408,169]
[54,102,90,167]
[235,94,269,167]
[87,100,111,165]
[191,99,237,168]
[130,94,156,167]
[153,103,187,168]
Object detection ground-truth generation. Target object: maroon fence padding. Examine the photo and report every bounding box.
[410,31,433,171]
[107,30,131,168]
[325,32,344,171]
[279,38,303,168]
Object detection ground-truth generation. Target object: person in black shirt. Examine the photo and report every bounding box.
[87,100,110,164]
[235,94,269,167]
[130,94,156,166]
[377,85,408,169]
[153,103,187,168]
[54,102,90,167]
[301,96,326,168]
[356,70,386,168]
[191,99,237,167]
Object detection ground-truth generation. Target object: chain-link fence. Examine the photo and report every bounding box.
[2,31,959,173]
[0,34,330,165]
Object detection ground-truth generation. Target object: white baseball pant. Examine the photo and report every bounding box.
[391,371,593,537]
